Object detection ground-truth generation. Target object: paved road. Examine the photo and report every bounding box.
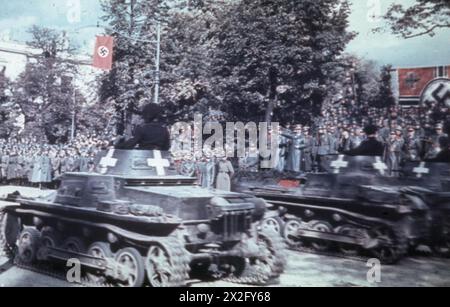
[1,250,449,287]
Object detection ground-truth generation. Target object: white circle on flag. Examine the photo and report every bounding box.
[97,46,110,58]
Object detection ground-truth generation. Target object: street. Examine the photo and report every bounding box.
[1,250,449,287]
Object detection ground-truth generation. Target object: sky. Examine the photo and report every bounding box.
[0,0,449,68]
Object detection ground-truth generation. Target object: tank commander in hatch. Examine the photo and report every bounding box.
[345,125,385,157]
[427,136,450,163]
[115,103,171,151]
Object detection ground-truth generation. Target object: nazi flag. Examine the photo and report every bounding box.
[93,36,114,71]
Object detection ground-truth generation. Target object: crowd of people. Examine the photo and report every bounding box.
[0,134,114,188]
[171,103,450,183]
[0,101,449,190]
[270,102,450,174]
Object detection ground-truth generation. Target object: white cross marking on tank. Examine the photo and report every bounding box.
[413,162,429,178]
[331,155,348,174]
[147,150,170,176]
[373,157,388,175]
[99,149,118,174]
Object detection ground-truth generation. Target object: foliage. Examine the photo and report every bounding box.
[379,0,450,38]
[10,27,81,143]
[100,0,355,126]
[370,65,395,109]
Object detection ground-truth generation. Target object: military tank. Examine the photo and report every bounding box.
[235,155,450,264]
[398,161,450,256]
[0,149,286,287]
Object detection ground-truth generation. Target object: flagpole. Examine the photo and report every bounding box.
[154,18,161,105]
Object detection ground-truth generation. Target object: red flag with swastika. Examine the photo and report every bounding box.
[93,36,114,70]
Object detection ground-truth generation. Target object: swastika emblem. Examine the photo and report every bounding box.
[97,46,110,58]
[421,78,450,108]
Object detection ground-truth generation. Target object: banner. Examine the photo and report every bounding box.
[93,36,114,70]
[397,65,449,106]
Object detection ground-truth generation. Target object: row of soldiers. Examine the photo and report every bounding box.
[0,147,97,187]
[272,122,448,174]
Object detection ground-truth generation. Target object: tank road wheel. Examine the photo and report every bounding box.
[260,217,284,235]
[0,211,20,259]
[282,219,304,249]
[146,238,191,287]
[370,226,407,265]
[17,228,41,265]
[37,227,62,261]
[309,221,333,252]
[86,242,113,284]
[115,248,145,287]
[41,227,61,248]
[335,225,361,256]
[63,237,87,253]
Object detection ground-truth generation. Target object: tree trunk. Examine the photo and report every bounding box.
[265,99,275,124]
[265,66,278,124]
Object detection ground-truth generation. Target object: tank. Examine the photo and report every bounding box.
[399,161,450,256]
[0,149,286,287]
[235,155,450,264]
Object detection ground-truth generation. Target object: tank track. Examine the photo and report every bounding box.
[163,237,191,287]
[224,230,287,285]
[12,236,192,288]
[285,222,409,265]
[3,218,191,287]
[14,257,114,287]
[260,230,287,278]
[0,206,15,259]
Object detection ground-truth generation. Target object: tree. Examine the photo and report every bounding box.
[353,58,381,107]
[0,71,20,138]
[209,0,355,124]
[380,0,450,38]
[370,65,395,109]
[157,0,226,122]
[321,55,378,109]
[12,26,83,143]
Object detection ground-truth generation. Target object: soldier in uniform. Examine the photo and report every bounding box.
[327,126,339,155]
[216,156,235,191]
[16,150,25,186]
[0,149,7,184]
[338,129,356,153]
[402,127,422,162]
[31,150,53,189]
[7,149,18,185]
[287,125,305,172]
[276,126,291,172]
[384,130,404,177]
[346,125,385,157]
[78,151,91,173]
[314,127,331,172]
[197,155,216,189]
[301,127,314,173]
[283,125,294,171]
[117,103,170,151]
[24,151,35,186]
[425,123,448,160]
